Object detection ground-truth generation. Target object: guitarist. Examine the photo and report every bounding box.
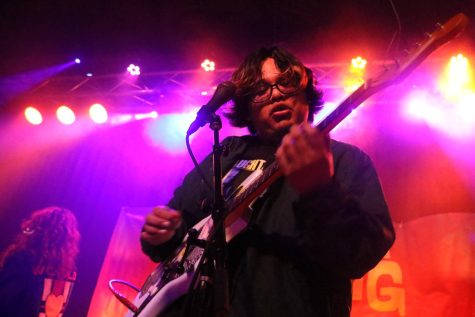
[141,47,395,317]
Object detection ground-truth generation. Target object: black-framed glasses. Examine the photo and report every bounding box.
[251,74,302,104]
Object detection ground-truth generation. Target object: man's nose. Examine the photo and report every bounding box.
[270,85,285,101]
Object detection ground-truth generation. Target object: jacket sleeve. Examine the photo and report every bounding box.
[140,155,214,262]
[141,136,245,262]
[294,141,395,279]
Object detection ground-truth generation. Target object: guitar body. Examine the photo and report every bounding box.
[125,217,210,317]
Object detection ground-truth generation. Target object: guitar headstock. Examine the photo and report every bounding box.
[369,13,470,90]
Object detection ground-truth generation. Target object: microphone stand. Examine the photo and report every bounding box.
[190,113,229,317]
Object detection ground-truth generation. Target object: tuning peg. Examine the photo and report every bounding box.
[435,22,445,29]
[424,32,433,38]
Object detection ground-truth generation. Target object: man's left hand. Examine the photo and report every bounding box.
[275,122,334,194]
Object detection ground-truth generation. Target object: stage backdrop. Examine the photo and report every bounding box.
[88,208,474,317]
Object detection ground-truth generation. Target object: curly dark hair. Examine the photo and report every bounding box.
[0,206,80,279]
[225,47,324,134]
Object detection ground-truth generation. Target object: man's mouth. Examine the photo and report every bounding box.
[271,104,292,121]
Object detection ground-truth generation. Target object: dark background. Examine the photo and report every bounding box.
[1,0,474,76]
[1,1,474,316]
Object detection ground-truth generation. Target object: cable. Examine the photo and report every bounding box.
[384,0,403,59]
[186,133,213,192]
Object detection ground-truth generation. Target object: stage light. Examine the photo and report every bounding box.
[201,59,215,72]
[343,56,367,93]
[56,105,76,125]
[439,53,473,100]
[24,106,43,125]
[127,64,141,76]
[89,103,108,124]
[350,56,367,72]
[74,58,81,64]
[86,73,93,77]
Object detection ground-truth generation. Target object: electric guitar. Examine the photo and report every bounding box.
[122,13,469,317]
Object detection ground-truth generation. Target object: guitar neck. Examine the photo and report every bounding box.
[225,83,370,215]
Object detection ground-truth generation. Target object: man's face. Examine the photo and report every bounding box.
[250,58,309,144]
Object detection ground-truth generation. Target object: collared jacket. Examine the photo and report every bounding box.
[142,135,395,317]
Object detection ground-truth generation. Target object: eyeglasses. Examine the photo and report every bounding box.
[251,74,302,104]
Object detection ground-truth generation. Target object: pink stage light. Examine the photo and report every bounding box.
[201,59,215,72]
[89,103,108,124]
[56,105,76,125]
[24,106,43,125]
[402,90,475,138]
[439,53,473,100]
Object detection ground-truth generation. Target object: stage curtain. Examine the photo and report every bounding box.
[89,209,475,317]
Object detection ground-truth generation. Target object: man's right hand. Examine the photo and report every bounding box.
[141,206,183,246]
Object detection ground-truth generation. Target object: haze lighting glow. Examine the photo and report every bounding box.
[402,90,475,138]
[134,111,159,120]
[89,103,108,124]
[201,59,215,72]
[56,105,76,125]
[145,109,197,152]
[24,106,43,125]
[75,58,81,64]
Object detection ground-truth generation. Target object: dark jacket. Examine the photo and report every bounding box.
[142,135,395,317]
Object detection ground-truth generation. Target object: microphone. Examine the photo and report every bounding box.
[187,81,236,135]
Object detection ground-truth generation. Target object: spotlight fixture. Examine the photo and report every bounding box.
[89,103,108,124]
[127,64,141,76]
[56,105,76,125]
[350,56,367,72]
[24,106,43,125]
[201,59,215,72]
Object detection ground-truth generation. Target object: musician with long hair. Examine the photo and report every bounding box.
[0,206,80,317]
[141,47,395,317]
